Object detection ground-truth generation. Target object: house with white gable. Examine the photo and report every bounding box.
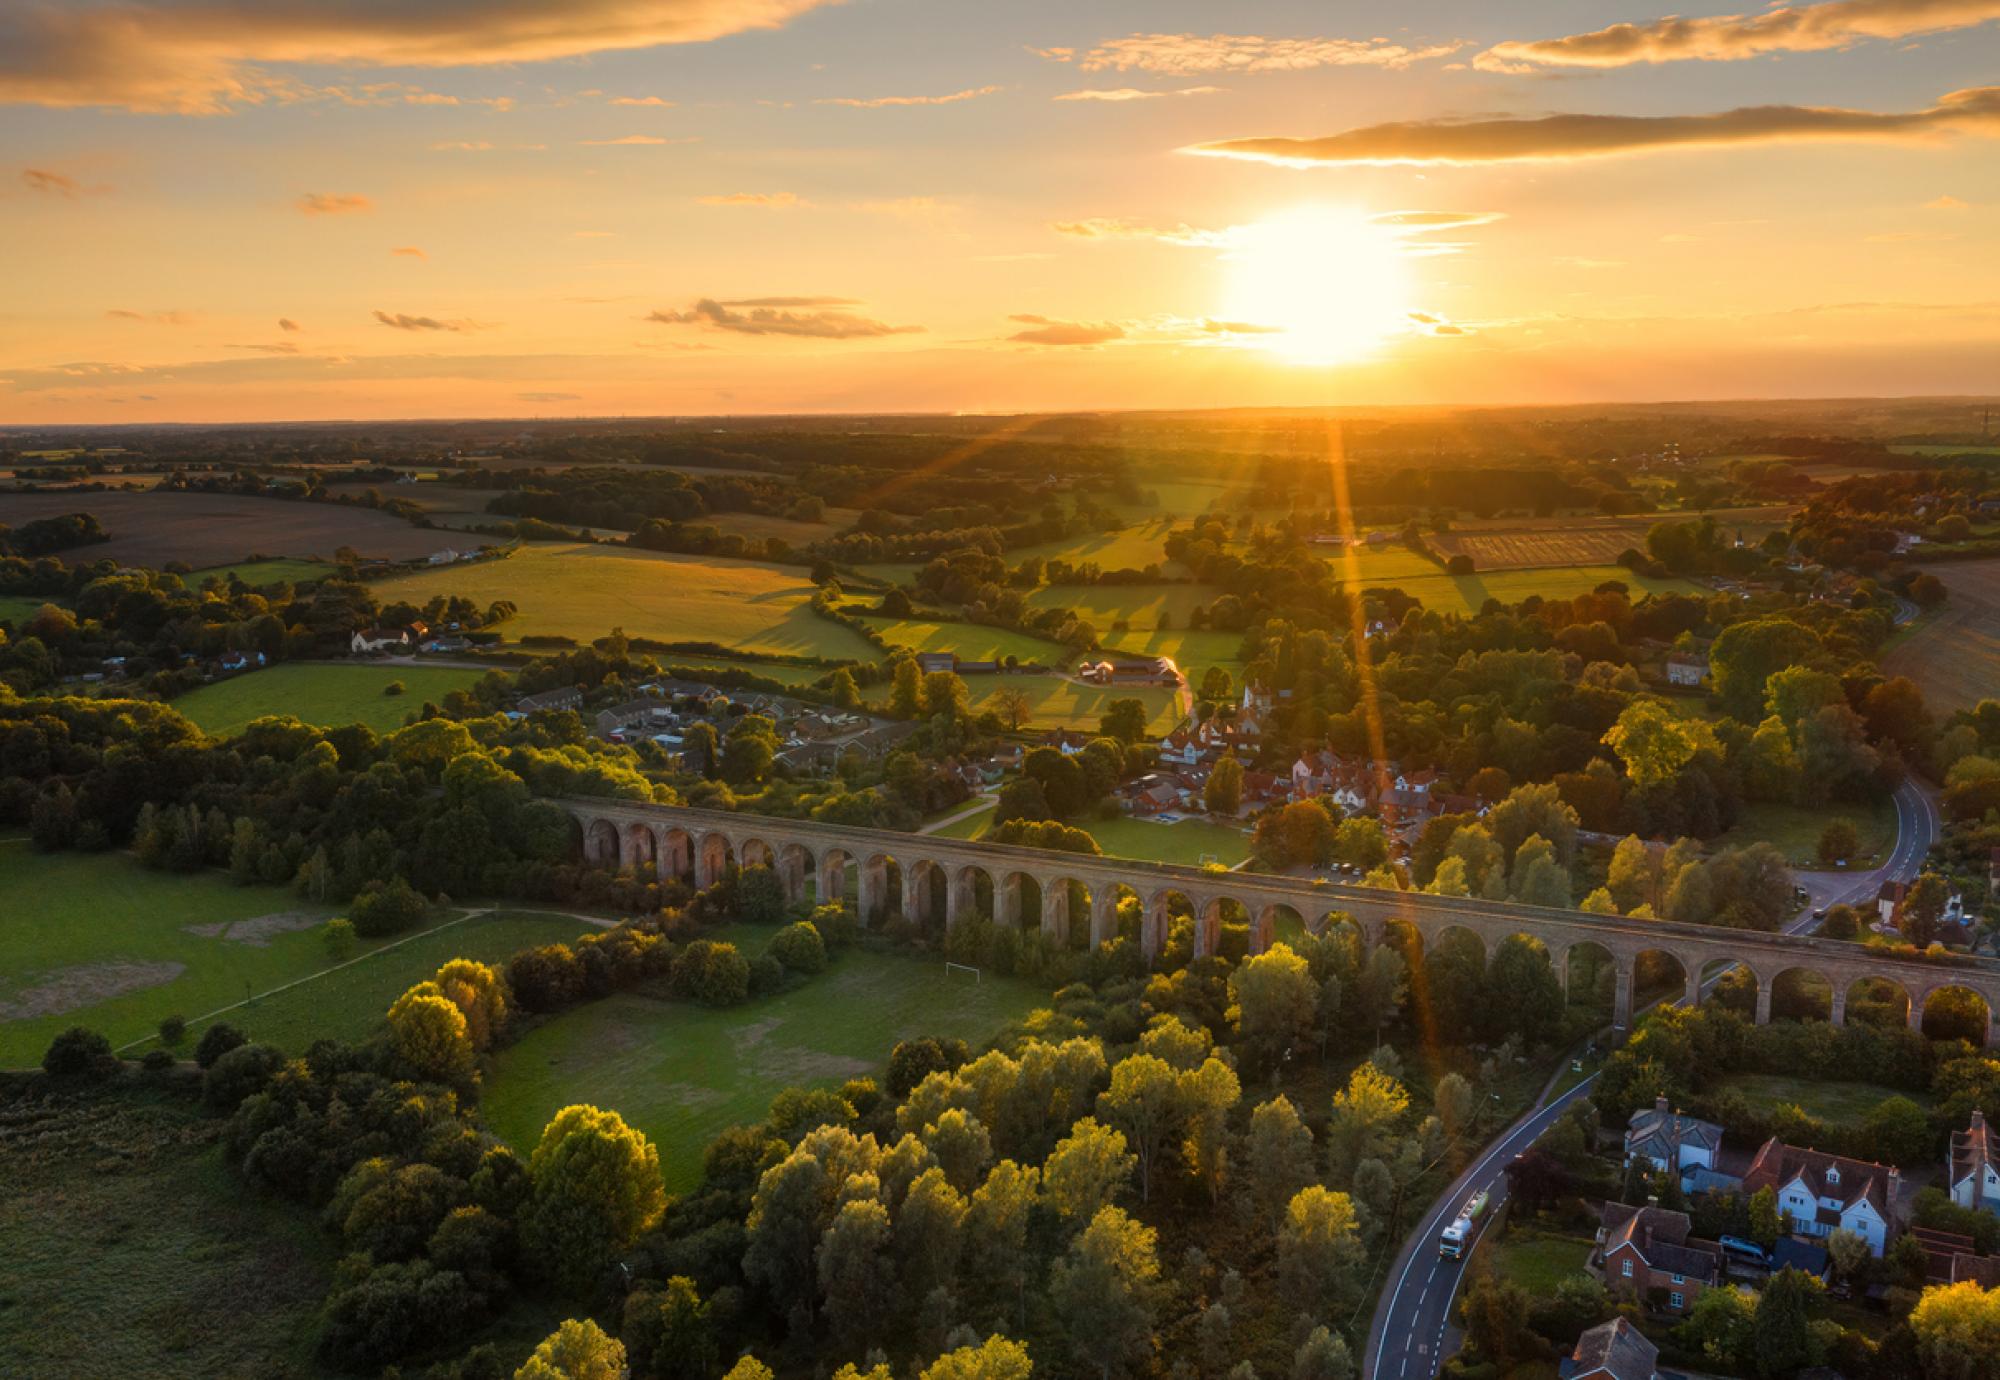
[1622,1095,1724,1184]
[1948,1109,2000,1218]
[1740,1138,1902,1256]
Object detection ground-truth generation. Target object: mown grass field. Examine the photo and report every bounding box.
[659,655,830,686]
[933,803,1249,866]
[1713,798,1897,870]
[482,931,1045,1190]
[374,543,877,659]
[1470,1227,1595,1295]
[1351,564,1698,615]
[1097,626,1248,674]
[1028,583,1216,633]
[1009,520,1186,573]
[0,593,50,624]
[171,662,491,738]
[0,1092,338,1380]
[1715,1072,1933,1123]
[1881,558,2000,713]
[0,490,441,566]
[184,557,333,589]
[961,673,1182,735]
[858,615,1071,665]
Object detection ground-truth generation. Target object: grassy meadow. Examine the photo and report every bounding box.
[482,930,1045,1190]
[933,802,1249,866]
[858,614,1072,665]
[1881,558,2000,713]
[0,593,50,624]
[960,673,1182,735]
[373,543,876,659]
[1714,1072,1933,1124]
[171,662,491,738]
[184,558,333,589]
[1713,798,1897,870]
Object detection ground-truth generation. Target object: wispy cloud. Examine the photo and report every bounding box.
[1187,84,2000,165]
[609,95,676,106]
[278,317,301,332]
[578,134,696,146]
[0,0,848,114]
[392,245,427,258]
[1477,0,2000,72]
[1925,193,1971,209]
[645,297,923,339]
[518,391,583,401]
[431,140,495,151]
[21,167,81,197]
[696,191,804,207]
[818,85,1004,108]
[373,310,490,332]
[107,308,197,325]
[1041,33,1460,75]
[1053,86,1222,102]
[1051,209,1499,247]
[230,341,302,354]
[298,191,371,215]
[1008,314,1125,346]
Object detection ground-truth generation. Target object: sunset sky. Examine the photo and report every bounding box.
[3,0,1997,422]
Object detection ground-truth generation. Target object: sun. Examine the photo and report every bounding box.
[1220,206,1414,366]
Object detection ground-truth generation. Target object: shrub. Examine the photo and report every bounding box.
[808,901,857,948]
[669,940,751,1007]
[507,944,586,1013]
[202,1042,286,1112]
[384,680,407,696]
[141,1048,176,1073]
[351,877,430,937]
[766,921,827,975]
[748,953,787,997]
[1446,553,1476,575]
[194,1021,247,1069]
[1818,820,1860,865]
[324,917,358,960]
[158,1014,188,1047]
[42,1026,118,1082]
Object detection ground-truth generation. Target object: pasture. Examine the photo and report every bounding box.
[960,673,1183,735]
[184,558,332,589]
[373,543,877,660]
[858,614,1071,666]
[481,932,1045,1190]
[1428,508,1790,572]
[0,490,441,567]
[170,663,492,738]
[1714,1073,1932,1125]
[1881,559,2000,713]
[1028,583,1216,635]
[0,593,50,624]
[1010,519,1185,573]
[1714,799,1896,870]
[933,803,1249,866]
[1098,626,1248,674]
[1349,564,1699,615]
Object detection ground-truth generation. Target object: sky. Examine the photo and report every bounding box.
[2,0,1997,423]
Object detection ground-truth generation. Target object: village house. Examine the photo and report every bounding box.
[1040,728,1095,756]
[351,626,412,654]
[1740,1139,1902,1256]
[515,685,584,715]
[1664,652,1708,687]
[1596,1202,1723,1315]
[1563,1318,1659,1380]
[1079,656,1182,686]
[1120,772,1188,817]
[1624,1095,1724,1182]
[426,547,461,565]
[1948,1109,2000,1218]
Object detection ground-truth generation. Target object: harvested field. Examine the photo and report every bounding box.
[1881,559,2000,713]
[1429,507,1790,571]
[0,491,440,567]
[0,960,186,1021]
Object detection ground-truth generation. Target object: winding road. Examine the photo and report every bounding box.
[1362,776,1939,1379]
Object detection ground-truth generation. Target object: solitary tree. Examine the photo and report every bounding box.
[1817,819,1860,865]
[524,1105,667,1293]
[1205,754,1244,815]
[515,1318,626,1380]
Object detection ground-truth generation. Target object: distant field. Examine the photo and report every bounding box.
[1028,583,1217,632]
[1431,512,1786,572]
[1892,444,2000,457]
[1881,559,2000,713]
[374,543,877,659]
[183,558,332,589]
[482,930,1045,1190]
[959,672,1182,734]
[1713,798,1896,870]
[0,594,51,624]
[1098,626,1249,674]
[1352,565,1699,615]
[0,491,441,566]
[1010,520,1185,573]
[705,508,858,544]
[859,615,1071,665]
[934,803,1249,866]
[1716,1073,1932,1125]
[172,663,490,738]
[659,655,829,686]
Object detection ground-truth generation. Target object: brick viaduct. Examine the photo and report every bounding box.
[559,799,1998,1041]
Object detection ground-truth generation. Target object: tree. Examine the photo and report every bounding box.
[920,1337,1033,1380]
[891,658,923,718]
[1748,1185,1782,1247]
[623,1276,715,1380]
[1180,1057,1240,1204]
[515,1319,626,1380]
[434,958,509,1050]
[922,1108,994,1194]
[818,1197,896,1356]
[723,1360,774,1380]
[964,1161,1039,1328]
[1228,943,1318,1077]
[1750,1267,1825,1378]
[351,876,430,936]
[1246,1096,1316,1225]
[1683,1283,1755,1369]
[1098,1054,1184,1202]
[1293,1326,1354,1380]
[42,1026,117,1082]
[1864,1095,1932,1165]
[1049,1206,1161,1379]
[1910,1280,2000,1380]
[1901,872,1952,947]
[1462,1274,1532,1368]
[1326,1062,1409,1182]
[1205,753,1244,815]
[1824,1229,1871,1290]
[1820,903,1860,940]
[1334,816,1389,872]
[324,917,357,960]
[1433,1072,1474,1143]
[1278,1186,1364,1318]
[1099,697,1148,744]
[1606,835,1659,913]
[1817,820,1860,865]
[1485,782,1581,867]
[524,1105,667,1293]
[386,986,475,1085]
[1043,1117,1135,1224]
[767,921,828,975]
[897,1166,968,1297]
[194,1022,245,1069]
[991,688,1032,733]
[722,715,778,785]
[920,670,970,721]
[1602,699,1719,790]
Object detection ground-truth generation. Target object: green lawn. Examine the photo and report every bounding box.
[1715,1072,1934,1124]
[859,615,1072,666]
[184,558,333,589]
[959,672,1182,735]
[1472,1228,1595,1294]
[660,655,831,686]
[1343,564,1699,616]
[934,804,1249,867]
[1713,798,1897,870]
[481,932,1046,1189]
[373,543,877,659]
[0,593,52,624]
[171,662,492,738]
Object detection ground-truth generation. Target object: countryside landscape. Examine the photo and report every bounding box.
[7,3,2000,1380]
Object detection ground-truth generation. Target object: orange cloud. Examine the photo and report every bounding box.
[0,0,848,114]
[392,245,427,258]
[818,85,1004,108]
[610,96,676,106]
[1925,194,1971,209]
[21,167,81,197]
[1048,32,1459,74]
[1188,84,2000,165]
[107,308,197,325]
[696,191,804,207]
[646,297,922,339]
[373,310,488,332]
[1008,314,1125,346]
[298,191,371,215]
[1478,0,2000,72]
[578,134,696,146]
[278,317,301,331]
[1053,86,1221,102]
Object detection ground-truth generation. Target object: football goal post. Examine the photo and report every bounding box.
[945,961,982,985]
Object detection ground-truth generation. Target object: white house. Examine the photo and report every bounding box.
[1949,1110,2000,1218]
[426,548,461,565]
[1665,653,1708,687]
[1743,1139,1901,1257]
[351,627,410,654]
[1623,1096,1724,1182]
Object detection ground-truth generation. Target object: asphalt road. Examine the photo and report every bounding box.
[1362,777,1939,1380]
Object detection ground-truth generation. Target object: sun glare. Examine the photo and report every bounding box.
[1222,206,1414,366]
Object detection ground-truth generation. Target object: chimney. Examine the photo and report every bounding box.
[1974,1109,1987,1134]
[1656,1095,1670,1115]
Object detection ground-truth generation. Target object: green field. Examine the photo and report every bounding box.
[0,593,52,624]
[1715,1073,1933,1124]
[1713,798,1897,870]
[961,673,1183,734]
[1471,1228,1595,1294]
[0,1091,337,1379]
[1344,564,1698,615]
[1892,444,2000,457]
[660,655,831,686]
[482,933,1045,1189]
[1098,626,1249,674]
[859,615,1072,666]
[1010,520,1186,573]
[171,662,491,738]
[184,558,333,589]
[373,543,877,659]
[1028,583,1217,633]
[934,804,1249,866]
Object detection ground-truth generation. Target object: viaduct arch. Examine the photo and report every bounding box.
[558,799,1999,1042]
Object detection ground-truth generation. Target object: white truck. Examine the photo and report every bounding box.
[1438,1189,1490,1260]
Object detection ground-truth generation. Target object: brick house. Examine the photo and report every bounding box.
[1597,1202,1723,1315]
[1566,1318,1659,1380]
